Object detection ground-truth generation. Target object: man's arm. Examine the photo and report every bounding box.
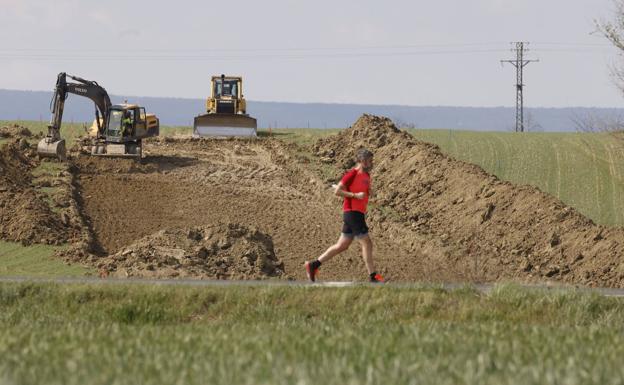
[333,182,364,199]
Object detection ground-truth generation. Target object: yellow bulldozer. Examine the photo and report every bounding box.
[193,74,257,137]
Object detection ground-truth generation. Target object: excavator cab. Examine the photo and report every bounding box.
[91,104,159,158]
[106,109,126,139]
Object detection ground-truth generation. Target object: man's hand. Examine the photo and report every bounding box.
[353,192,366,199]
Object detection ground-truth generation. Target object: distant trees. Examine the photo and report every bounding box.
[524,112,544,132]
[596,0,624,102]
[570,111,624,132]
[591,2,624,134]
[597,1,624,95]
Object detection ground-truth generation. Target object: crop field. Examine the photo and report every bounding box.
[1,282,624,385]
[409,129,624,227]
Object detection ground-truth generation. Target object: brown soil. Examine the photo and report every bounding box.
[9,115,624,286]
[0,124,33,139]
[95,224,284,279]
[67,137,406,281]
[313,114,624,287]
[0,142,77,245]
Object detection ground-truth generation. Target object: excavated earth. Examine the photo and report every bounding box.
[314,114,624,287]
[0,124,33,139]
[97,224,284,279]
[64,136,406,280]
[0,139,79,245]
[2,115,624,285]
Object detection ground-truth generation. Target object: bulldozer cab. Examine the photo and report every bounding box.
[214,78,239,98]
[210,76,244,114]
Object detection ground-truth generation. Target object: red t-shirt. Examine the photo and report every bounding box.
[340,168,371,214]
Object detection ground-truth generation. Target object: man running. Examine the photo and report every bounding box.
[305,148,384,283]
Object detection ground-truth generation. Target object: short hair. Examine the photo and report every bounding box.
[356,148,373,162]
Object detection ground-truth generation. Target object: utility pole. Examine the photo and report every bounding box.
[501,42,538,132]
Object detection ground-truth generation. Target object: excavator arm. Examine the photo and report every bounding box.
[39,72,112,159]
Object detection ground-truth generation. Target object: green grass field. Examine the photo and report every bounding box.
[1,282,623,385]
[0,242,92,277]
[409,129,624,227]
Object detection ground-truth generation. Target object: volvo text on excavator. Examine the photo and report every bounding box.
[37,72,159,160]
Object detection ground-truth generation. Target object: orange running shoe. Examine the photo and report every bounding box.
[305,261,320,282]
[370,273,385,283]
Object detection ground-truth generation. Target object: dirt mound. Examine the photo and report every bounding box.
[0,141,34,188]
[315,114,408,169]
[0,124,32,139]
[314,114,624,287]
[0,143,75,245]
[96,224,285,279]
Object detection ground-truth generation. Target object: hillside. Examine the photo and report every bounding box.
[410,129,624,227]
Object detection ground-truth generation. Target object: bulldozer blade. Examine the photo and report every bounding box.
[193,114,257,137]
[37,138,66,161]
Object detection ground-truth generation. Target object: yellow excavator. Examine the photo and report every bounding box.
[37,72,159,160]
[193,74,257,137]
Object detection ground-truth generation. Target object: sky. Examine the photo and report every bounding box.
[1,0,623,108]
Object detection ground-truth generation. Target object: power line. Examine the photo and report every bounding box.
[0,41,611,52]
[0,42,510,53]
[0,41,613,62]
[0,49,511,61]
[501,42,539,133]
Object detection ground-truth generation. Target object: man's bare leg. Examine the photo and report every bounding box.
[357,235,374,274]
[318,234,353,264]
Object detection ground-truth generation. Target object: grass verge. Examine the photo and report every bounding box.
[1,282,623,385]
[0,242,92,277]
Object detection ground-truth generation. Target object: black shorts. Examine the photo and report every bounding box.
[342,211,369,238]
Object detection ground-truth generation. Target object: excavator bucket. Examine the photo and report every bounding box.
[37,138,66,161]
[193,114,257,137]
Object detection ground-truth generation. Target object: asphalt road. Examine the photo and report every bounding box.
[1,276,624,297]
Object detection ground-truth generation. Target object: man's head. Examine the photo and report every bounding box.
[356,148,374,172]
